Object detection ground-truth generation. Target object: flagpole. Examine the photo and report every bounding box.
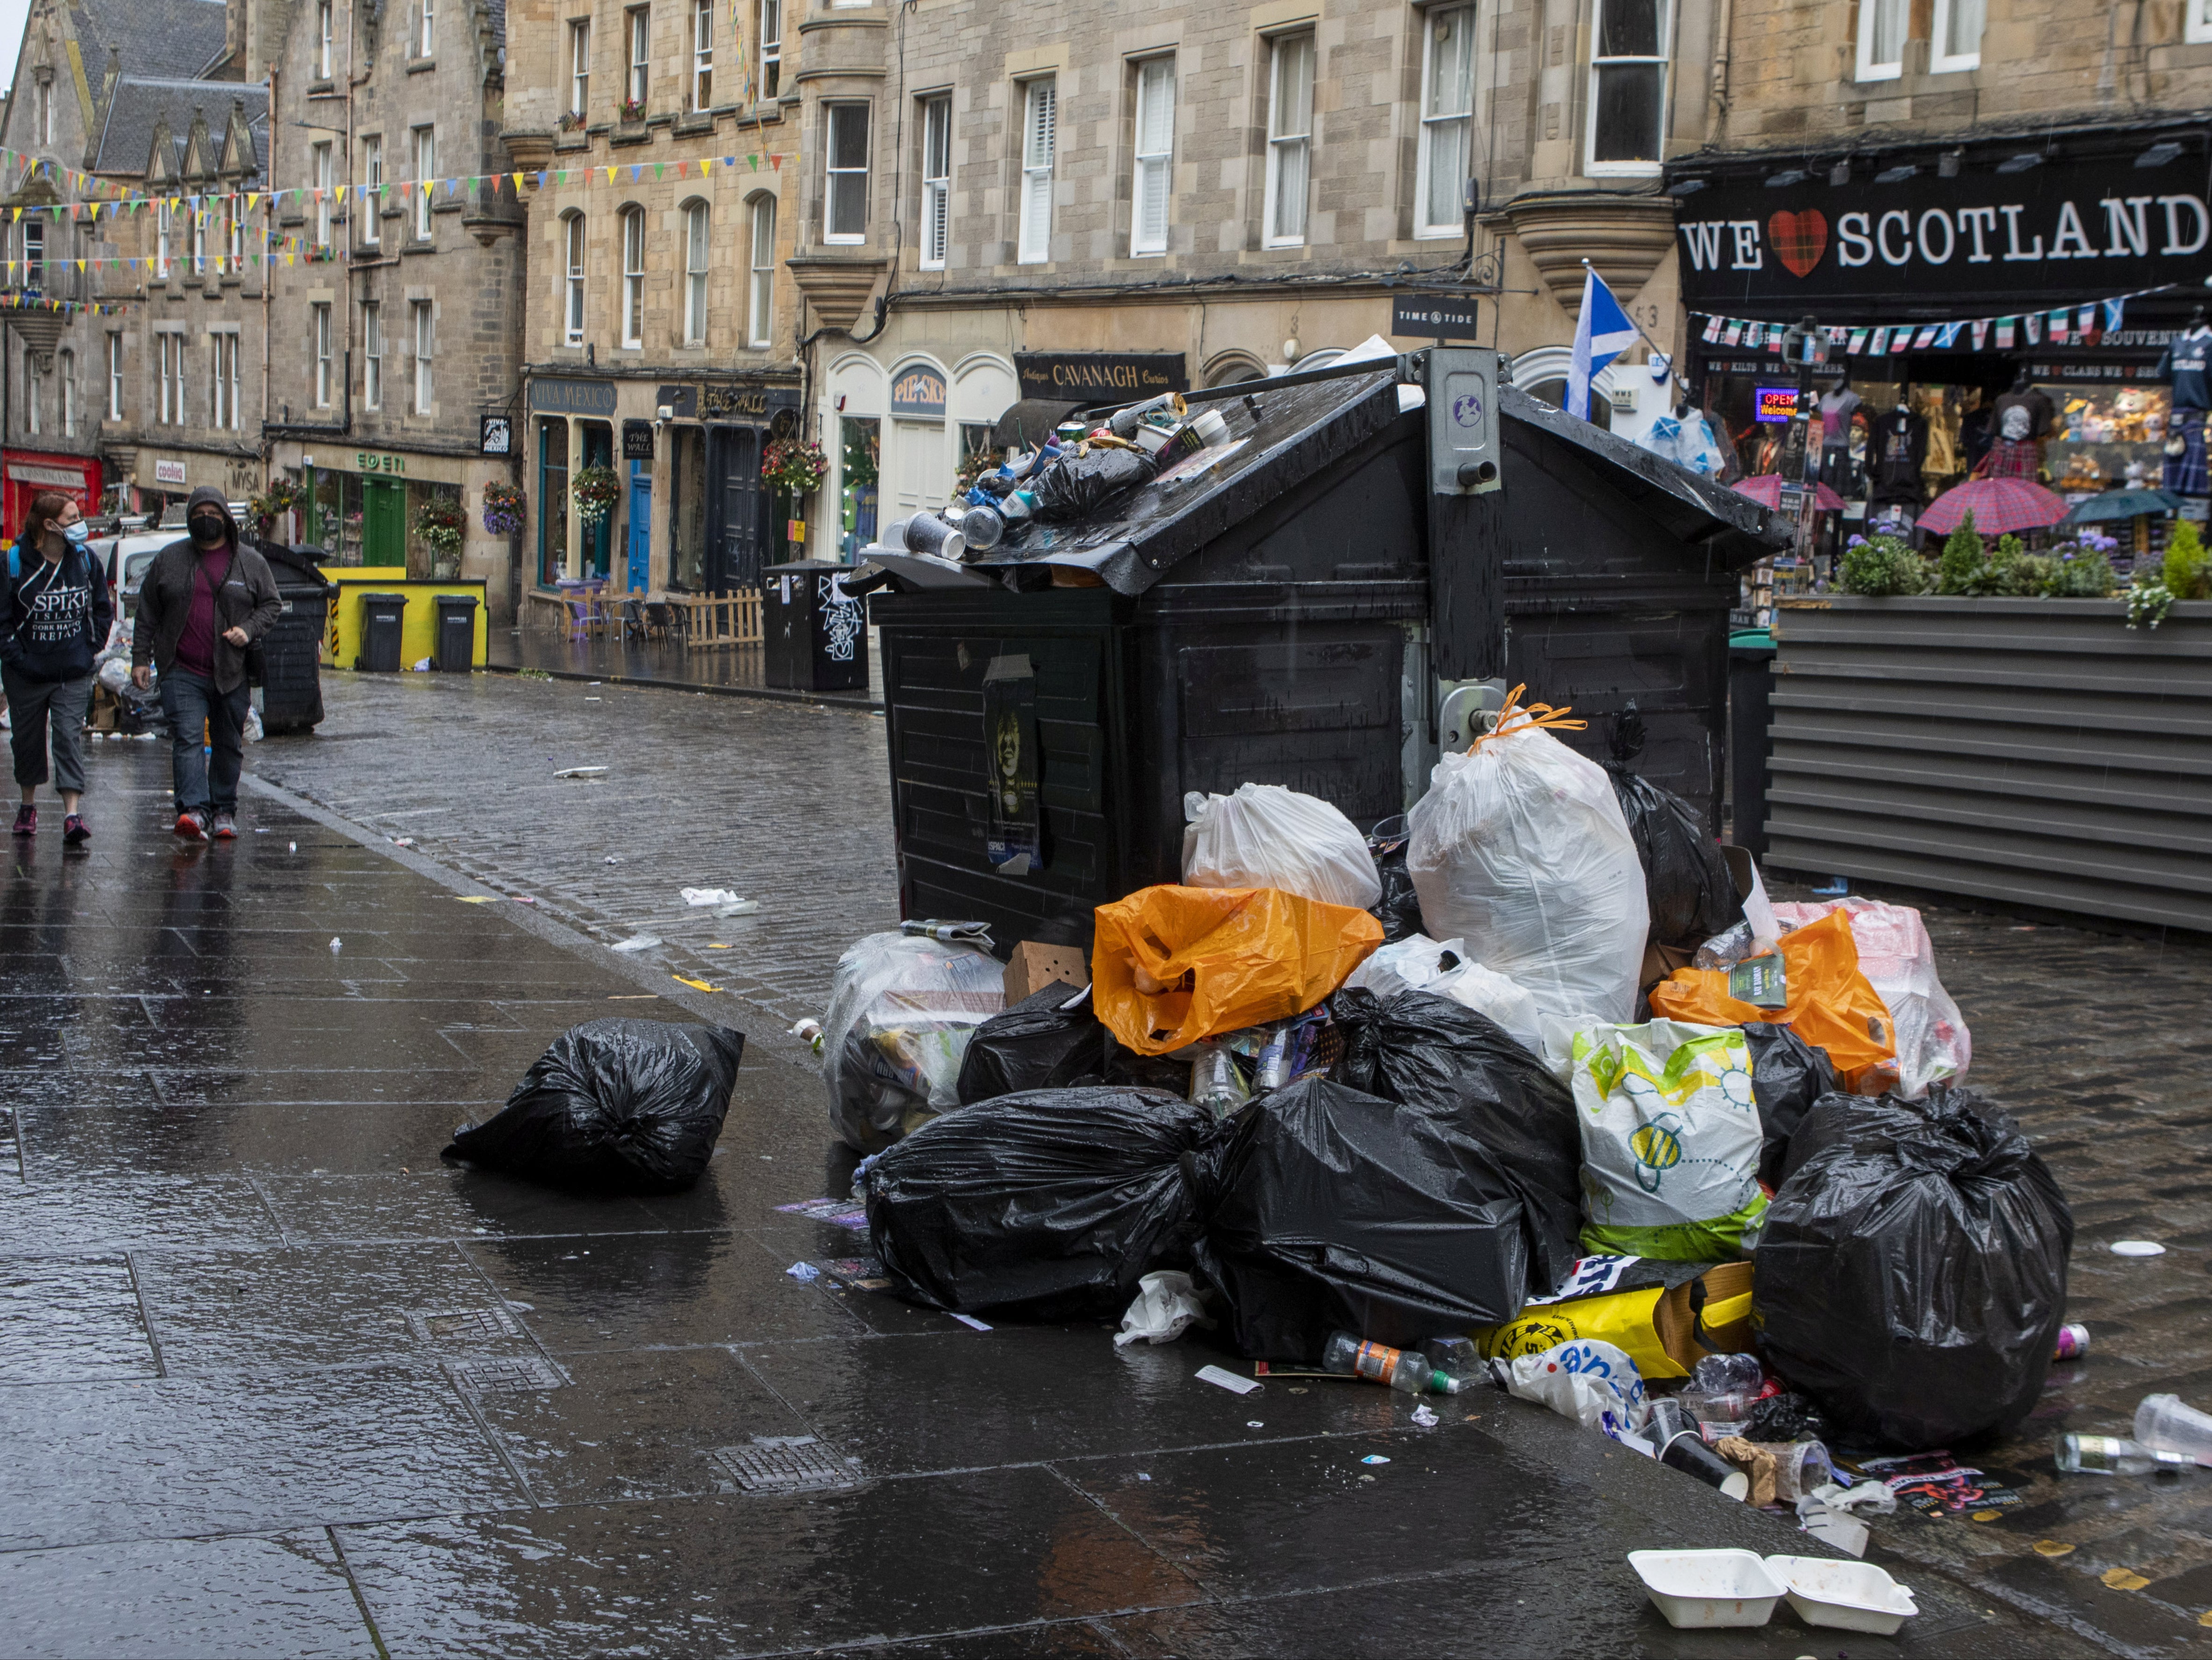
[1582,258,1689,400]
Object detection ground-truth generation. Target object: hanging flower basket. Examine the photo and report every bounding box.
[763,437,829,497]
[482,480,527,536]
[414,494,468,559]
[247,477,303,533]
[573,464,622,529]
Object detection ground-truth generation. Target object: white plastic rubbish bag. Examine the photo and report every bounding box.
[1406,695,1649,1026]
[822,933,1006,1153]
[1498,1339,1650,1440]
[1572,1019,1766,1261]
[1774,897,1970,1099]
[1114,1270,1212,1348]
[1182,783,1382,911]
[1344,935,1547,1059]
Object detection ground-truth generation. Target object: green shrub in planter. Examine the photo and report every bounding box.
[2165,520,2210,601]
[1959,533,2034,596]
[1937,511,1982,594]
[1839,533,1931,596]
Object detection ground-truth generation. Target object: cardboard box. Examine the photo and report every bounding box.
[1005,941,1088,1003]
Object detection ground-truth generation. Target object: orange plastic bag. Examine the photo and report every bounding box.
[1648,908,1899,1092]
[1093,885,1383,1056]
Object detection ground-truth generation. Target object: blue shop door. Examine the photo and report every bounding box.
[627,462,651,591]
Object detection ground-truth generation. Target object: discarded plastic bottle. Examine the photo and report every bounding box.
[2054,1434,2192,1476]
[1321,1331,1431,1394]
[1187,1043,1248,1118]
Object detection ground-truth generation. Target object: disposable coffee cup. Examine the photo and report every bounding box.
[959,505,1005,553]
[1751,1439,1834,1502]
[1660,1429,1750,1501]
[902,514,966,562]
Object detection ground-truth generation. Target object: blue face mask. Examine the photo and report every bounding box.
[61,522,87,546]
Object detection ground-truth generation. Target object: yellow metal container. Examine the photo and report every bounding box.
[324,572,490,670]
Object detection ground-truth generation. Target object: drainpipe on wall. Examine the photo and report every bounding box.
[1704,0,1735,148]
[261,64,277,491]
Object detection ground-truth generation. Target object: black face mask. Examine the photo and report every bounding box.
[188,516,227,548]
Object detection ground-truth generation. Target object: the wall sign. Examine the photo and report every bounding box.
[622,420,656,460]
[480,414,513,456]
[528,376,619,417]
[889,361,948,419]
[657,383,803,421]
[1391,294,1483,341]
[1015,351,1188,402]
[1673,134,2212,312]
[353,451,406,475]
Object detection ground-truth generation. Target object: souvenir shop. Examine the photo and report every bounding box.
[1665,123,2212,610]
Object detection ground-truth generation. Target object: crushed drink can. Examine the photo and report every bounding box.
[2053,1323,2090,1362]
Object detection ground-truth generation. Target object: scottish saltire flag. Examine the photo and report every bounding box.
[1568,267,1638,421]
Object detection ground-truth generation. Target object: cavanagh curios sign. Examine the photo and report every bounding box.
[1015,351,1188,402]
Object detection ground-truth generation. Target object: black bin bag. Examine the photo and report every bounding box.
[867,1087,1220,1320]
[443,1019,746,1193]
[955,985,1108,1104]
[1192,1076,1539,1362]
[1604,704,1742,952]
[1755,1084,2074,1450]
[1744,1021,1841,1191]
[1331,987,1582,1294]
[1028,447,1157,522]
[1366,816,1425,945]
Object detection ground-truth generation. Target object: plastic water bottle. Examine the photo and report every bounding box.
[2054,1434,2192,1475]
[1322,1331,1431,1394]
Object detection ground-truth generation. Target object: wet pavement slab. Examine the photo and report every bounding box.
[0,692,2192,1655]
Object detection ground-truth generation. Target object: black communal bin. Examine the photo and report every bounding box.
[256,543,333,734]
[860,358,1779,952]
[434,594,479,672]
[762,560,868,693]
[355,592,407,673]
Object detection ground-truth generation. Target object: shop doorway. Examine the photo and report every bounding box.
[361,479,407,566]
[580,421,613,580]
[626,462,651,592]
[707,425,765,593]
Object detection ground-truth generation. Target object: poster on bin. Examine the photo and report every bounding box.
[982,654,1041,876]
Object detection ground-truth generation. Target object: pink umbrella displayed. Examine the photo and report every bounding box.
[1915,477,2071,537]
[1733,475,1845,513]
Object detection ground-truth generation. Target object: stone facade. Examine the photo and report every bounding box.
[501,0,803,602]
[261,0,527,617]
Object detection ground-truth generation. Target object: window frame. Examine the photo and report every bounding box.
[412,127,435,240]
[210,333,239,431]
[1129,55,1176,257]
[363,299,383,409]
[747,194,775,347]
[225,194,242,268]
[626,7,651,109]
[317,0,334,79]
[563,211,587,346]
[416,0,434,57]
[106,331,123,420]
[1929,0,1984,72]
[1414,1,1475,239]
[22,218,43,293]
[1017,75,1055,266]
[36,79,50,146]
[1855,0,1908,81]
[2191,0,2212,44]
[190,202,208,276]
[312,140,334,248]
[313,303,333,407]
[919,91,951,269]
[155,202,170,278]
[570,19,592,115]
[1585,0,1673,178]
[58,348,73,438]
[412,299,434,413]
[361,136,383,245]
[758,0,781,98]
[691,0,713,111]
[23,353,38,436]
[620,205,645,348]
[683,200,709,344]
[823,101,870,244]
[1261,30,1314,249]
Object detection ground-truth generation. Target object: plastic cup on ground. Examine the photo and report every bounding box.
[2135,1393,2212,1464]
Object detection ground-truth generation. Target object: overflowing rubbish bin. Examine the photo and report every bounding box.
[355,592,407,673]
[762,560,868,693]
[256,542,333,733]
[434,593,480,673]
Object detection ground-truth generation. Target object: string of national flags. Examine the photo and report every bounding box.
[1696,283,2180,357]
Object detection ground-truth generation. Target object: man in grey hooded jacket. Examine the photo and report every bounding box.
[131,487,282,840]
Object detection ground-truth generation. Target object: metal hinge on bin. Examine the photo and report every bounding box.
[1437,679,1508,752]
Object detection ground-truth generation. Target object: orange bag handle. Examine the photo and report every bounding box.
[1470,683,1588,753]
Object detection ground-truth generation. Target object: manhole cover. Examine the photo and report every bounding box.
[711,1436,862,1494]
[446,1355,566,1392]
[407,1306,523,1345]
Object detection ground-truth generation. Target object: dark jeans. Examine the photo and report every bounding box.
[159,669,250,814]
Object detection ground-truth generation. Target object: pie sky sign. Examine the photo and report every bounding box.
[1674,141,2212,310]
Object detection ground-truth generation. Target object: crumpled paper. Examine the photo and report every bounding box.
[1114,1270,1213,1348]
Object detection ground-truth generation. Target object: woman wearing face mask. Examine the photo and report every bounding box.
[130,487,282,841]
[0,490,110,843]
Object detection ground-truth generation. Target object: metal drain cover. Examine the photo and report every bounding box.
[406,1306,523,1345]
[711,1436,863,1494]
[446,1355,566,1392]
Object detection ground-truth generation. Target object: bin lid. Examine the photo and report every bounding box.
[434,592,481,608]
[961,367,1779,596]
[762,560,853,574]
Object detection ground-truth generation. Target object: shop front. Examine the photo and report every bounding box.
[3,449,104,532]
[265,440,512,618]
[131,446,262,523]
[655,378,802,595]
[1670,124,2212,600]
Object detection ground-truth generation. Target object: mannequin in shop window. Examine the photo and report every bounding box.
[1985,365,2055,480]
[2158,308,2212,499]
[1869,390,1928,523]
[1958,387,1995,475]
[1818,372,1862,498]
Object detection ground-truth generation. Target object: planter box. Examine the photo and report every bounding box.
[1765,595,2212,933]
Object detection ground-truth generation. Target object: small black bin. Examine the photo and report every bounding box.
[763,561,868,692]
[434,594,479,672]
[356,592,408,673]
[255,543,333,734]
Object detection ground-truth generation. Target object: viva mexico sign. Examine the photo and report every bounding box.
[1672,138,2211,311]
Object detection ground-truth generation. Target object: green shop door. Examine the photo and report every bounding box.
[361,480,407,567]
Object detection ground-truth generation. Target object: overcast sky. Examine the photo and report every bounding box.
[0,0,29,96]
